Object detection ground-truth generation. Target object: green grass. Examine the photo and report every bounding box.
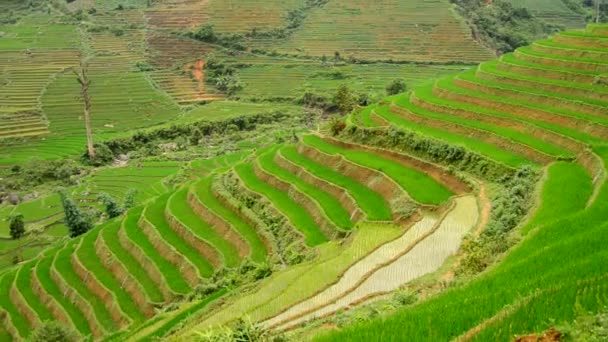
[35,255,92,336]
[101,219,165,303]
[521,162,593,235]
[15,261,53,322]
[280,145,392,220]
[234,162,328,246]
[76,224,146,324]
[54,241,117,332]
[193,176,268,263]
[258,146,354,230]
[0,271,30,338]
[317,147,608,341]
[123,206,193,294]
[168,188,240,268]
[138,289,227,342]
[302,135,454,205]
[144,194,214,278]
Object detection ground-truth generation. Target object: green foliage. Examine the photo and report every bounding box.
[333,85,356,114]
[28,321,78,342]
[458,166,539,275]
[2,159,82,191]
[123,188,137,210]
[59,191,92,238]
[385,78,408,95]
[82,143,114,166]
[9,213,25,240]
[99,193,124,218]
[196,317,285,342]
[559,308,608,341]
[451,0,562,53]
[193,24,217,43]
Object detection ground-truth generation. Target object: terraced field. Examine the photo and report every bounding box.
[248,0,494,62]
[1,1,607,341]
[309,24,608,341]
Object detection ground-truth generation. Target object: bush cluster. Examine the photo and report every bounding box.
[457,166,538,276]
[1,159,83,191]
[89,112,288,165]
[337,124,516,180]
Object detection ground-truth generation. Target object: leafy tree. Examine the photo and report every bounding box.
[9,214,25,240]
[59,191,93,238]
[386,78,408,95]
[29,321,78,342]
[123,189,138,210]
[333,85,356,114]
[99,193,124,218]
[193,24,217,43]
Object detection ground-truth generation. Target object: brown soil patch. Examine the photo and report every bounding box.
[433,86,608,140]
[275,151,365,222]
[296,142,411,220]
[390,102,555,165]
[253,161,343,240]
[95,235,157,317]
[134,218,200,288]
[187,188,251,258]
[413,92,586,154]
[321,135,472,195]
[514,328,562,342]
[454,78,607,117]
[71,249,129,329]
[164,207,222,269]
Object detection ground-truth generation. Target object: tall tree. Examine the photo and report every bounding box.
[9,214,25,240]
[74,57,95,159]
[59,191,92,238]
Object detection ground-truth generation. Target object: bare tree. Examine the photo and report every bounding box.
[73,57,95,158]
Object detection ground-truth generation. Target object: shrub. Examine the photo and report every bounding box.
[99,193,124,218]
[333,85,356,114]
[82,143,115,166]
[386,78,407,95]
[29,321,78,342]
[59,191,93,238]
[123,189,137,210]
[9,214,25,240]
[193,24,217,43]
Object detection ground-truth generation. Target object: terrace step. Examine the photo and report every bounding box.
[433,78,608,141]
[166,188,229,269]
[94,227,158,318]
[234,162,329,246]
[454,71,607,118]
[122,206,196,295]
[187,181,253,260]
[145,193,215,279]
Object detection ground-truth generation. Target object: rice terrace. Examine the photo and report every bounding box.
[0,0,607,341]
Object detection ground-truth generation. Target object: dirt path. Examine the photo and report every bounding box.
[266,195,479,330]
